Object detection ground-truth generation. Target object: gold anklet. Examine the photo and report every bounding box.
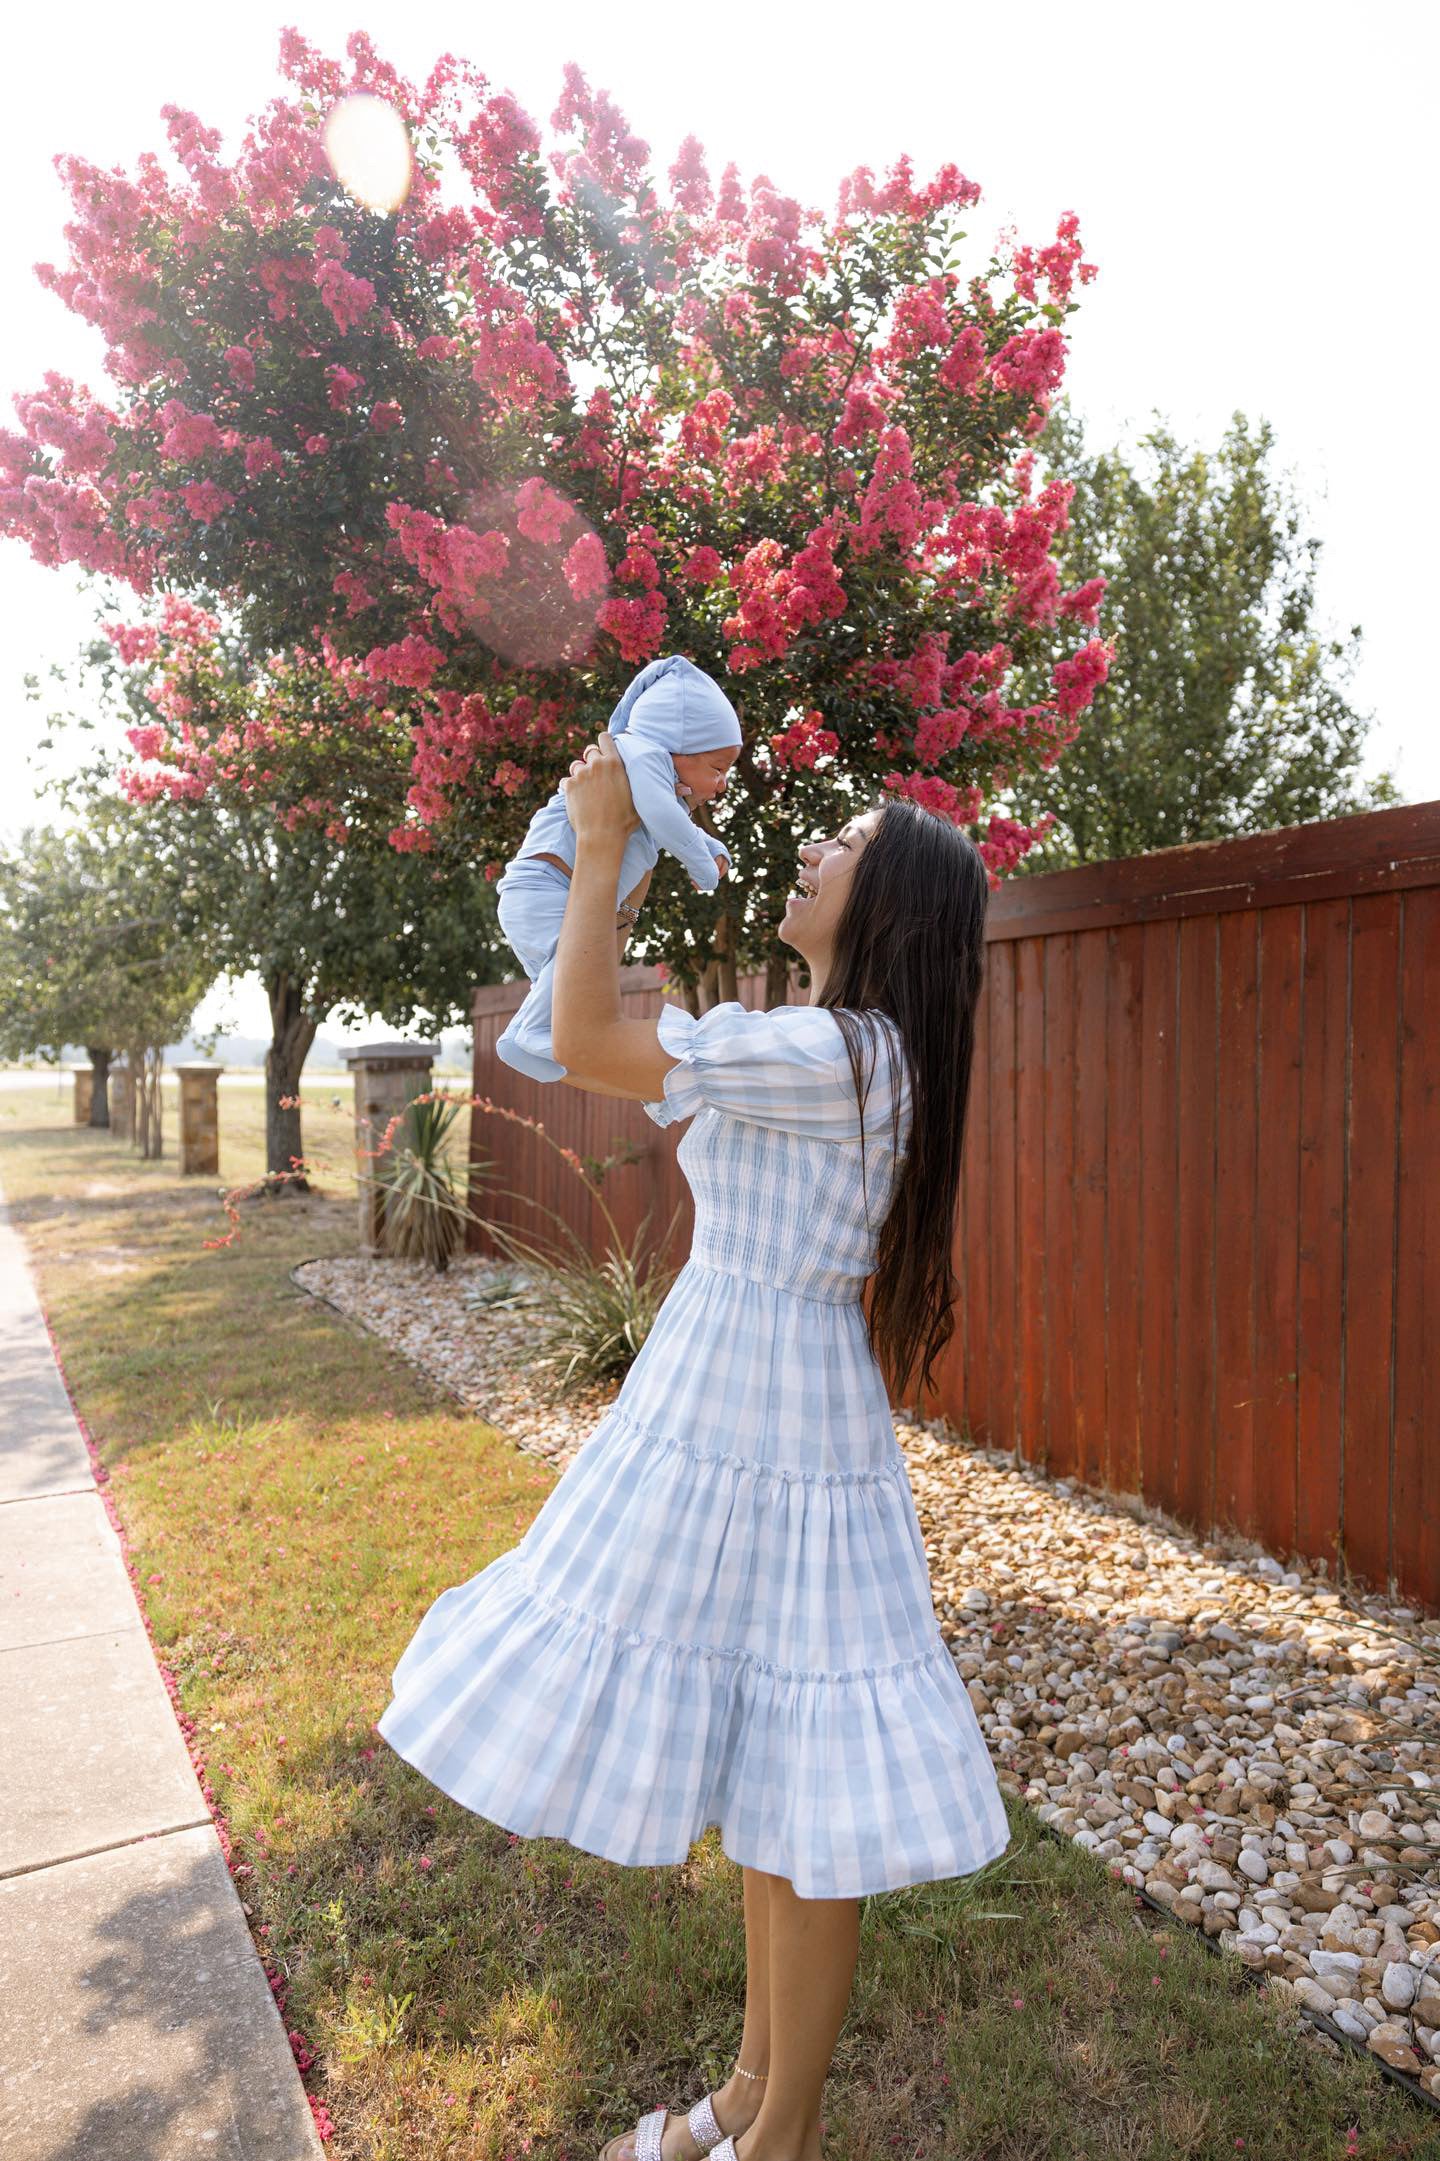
[734,2065,768,2081]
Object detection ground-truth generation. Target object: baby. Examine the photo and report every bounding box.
[493,653,741,1082]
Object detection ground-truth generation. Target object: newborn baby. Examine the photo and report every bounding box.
[494,653,741,1083]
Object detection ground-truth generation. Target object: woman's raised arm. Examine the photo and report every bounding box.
[552,737,681,1103]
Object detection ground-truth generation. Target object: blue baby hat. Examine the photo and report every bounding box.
[605,654,743,755]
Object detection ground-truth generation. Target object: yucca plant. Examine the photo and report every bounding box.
[480,1198,684,1400]
[369,1093,486,1273]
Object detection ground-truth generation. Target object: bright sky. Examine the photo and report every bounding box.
[2,0,1435,1039]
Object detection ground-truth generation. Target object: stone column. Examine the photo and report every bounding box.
[340,1042,438,1255]
[174,1062,224,1175]
[71,1066,93,1125]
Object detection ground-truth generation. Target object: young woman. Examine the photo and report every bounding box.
[377,731,1012,2161]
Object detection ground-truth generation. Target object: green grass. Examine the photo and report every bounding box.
[2,1081,1433,2161]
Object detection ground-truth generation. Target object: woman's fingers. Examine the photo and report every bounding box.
[563,733,639,837]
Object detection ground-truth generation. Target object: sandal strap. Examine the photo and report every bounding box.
[687,2092,723,2149]
[708,2140,741,2161]
[634,2105,669,2161]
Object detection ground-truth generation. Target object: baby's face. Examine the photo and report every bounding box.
[672,744,739,805]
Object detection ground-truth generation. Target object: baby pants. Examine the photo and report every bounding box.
[493,857,578,1083]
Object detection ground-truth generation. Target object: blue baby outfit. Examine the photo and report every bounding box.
[494,655,741,1082]
[377,998,1014,1898]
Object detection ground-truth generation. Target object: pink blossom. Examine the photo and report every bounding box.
[240,435,283,480]
[770,711,839,769]
[314,257,376,334]
[224,346,256,390]
[514,476,575,544]
[364,633,445,689]
[325,364,362,409]
[989,326,1067,403]
[104,620,160,664]
[1053,637,1113,716]
[371,401,403,434]
[681,545,722,586]
[159,399,224,460]
[595,590,667,663]
[562,530,609,601]
[1058,575,1107,626]
[181,480,234,523]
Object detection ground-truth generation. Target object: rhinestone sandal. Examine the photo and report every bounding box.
[598,2091,726,2161]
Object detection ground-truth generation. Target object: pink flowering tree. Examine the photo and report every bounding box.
[1,29,1112,1004]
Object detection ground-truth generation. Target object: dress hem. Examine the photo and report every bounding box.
[376,1699,1015,1901]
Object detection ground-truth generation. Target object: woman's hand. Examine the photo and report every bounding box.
[561,733,640,848]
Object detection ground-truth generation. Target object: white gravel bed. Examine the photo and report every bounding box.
[295,1251,1440,2097]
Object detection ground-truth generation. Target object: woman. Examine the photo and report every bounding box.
[377,732,1012,2161]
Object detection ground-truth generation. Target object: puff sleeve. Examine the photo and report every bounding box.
[642,999,908,1145]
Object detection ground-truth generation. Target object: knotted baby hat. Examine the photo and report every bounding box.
[605,653,742,755]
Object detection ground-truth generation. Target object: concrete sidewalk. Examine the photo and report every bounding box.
[0,1174,323,2160]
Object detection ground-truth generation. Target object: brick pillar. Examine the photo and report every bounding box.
[71,1066,93,1124]
[340,1041,438,1255]
[174,1061,223,1175]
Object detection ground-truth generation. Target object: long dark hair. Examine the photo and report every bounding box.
[813,797,990,1408]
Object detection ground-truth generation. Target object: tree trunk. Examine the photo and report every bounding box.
[264,971,319,1191]
[134,1044,164,1159]
[715,909,739,1005]
[112,1051,133,1144]
[86,1048,112,1129]
[765,951,792,1006]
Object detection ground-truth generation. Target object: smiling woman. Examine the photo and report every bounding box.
[377,748,1006,2161]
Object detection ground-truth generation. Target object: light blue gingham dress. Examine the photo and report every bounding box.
[378,998,1013,1898]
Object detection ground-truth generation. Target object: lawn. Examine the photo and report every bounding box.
[1,1077,1430,2161]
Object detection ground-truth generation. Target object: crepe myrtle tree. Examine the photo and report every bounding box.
[47,609,511,1186]
[0,29,1112,1003]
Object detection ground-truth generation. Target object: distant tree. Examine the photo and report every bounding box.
[0,801,214,1147]
[1005,404,1399,868]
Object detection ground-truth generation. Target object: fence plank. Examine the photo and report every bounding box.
[1393,887,1440,1604]
[1139,919,1180,1518]
[1254,904,1303,1567]
[1043,934,1077,1479]
[1073,931,1108,1489]
[1296,900,1349,1578]
[960,971,991,1441]
[987,941,1018,1452]
[1342,892,1402,1590]
[1105,924,1144,1495]
[1214,911,1260,1541]
[1015,937,1047,1465]
[1176,915,1218,1536]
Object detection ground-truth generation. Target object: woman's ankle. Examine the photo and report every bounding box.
[715,2069,766,2126]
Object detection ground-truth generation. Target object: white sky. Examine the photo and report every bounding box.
[2,0,1435,1040]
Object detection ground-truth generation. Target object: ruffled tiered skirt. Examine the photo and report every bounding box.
[377,1259,1012,1898]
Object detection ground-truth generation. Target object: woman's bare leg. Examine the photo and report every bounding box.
[603,1867,772,2160]
[733,1874,859,2161]
[707,1867,772,2132]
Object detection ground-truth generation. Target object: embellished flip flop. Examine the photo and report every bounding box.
[599,2091,726,2161]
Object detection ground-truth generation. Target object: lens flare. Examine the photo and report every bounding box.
[450,479,610,670]
[323,94,413,214]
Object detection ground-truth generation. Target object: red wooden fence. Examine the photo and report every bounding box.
[469,801,1440,1611]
